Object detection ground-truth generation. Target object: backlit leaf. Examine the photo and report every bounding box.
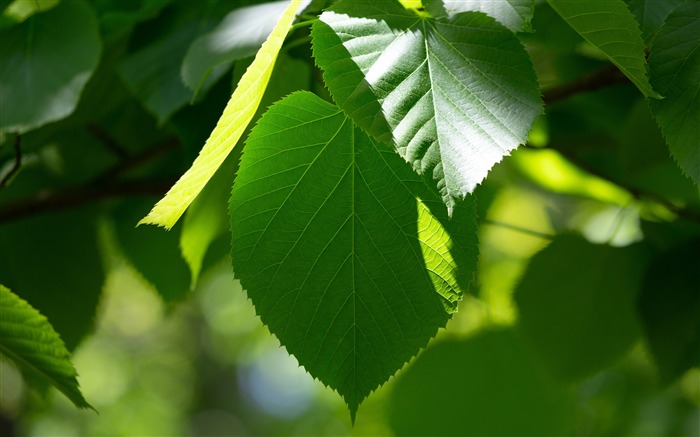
[648,2,700,186]
[140,0,304,229]
[547,0,661,98]
[0,0,101,134]
[0,285,92,410]
[312,0,541,214]
[230,91,478,417]
[427,0,534,32]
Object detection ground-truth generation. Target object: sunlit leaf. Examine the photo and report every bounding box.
[230,91,478,417]
[547,0,661,98]
[648,2,700,186]
[0,285,93,410]
[389,330,574,436]
[312,0,541,214]
[0,0,101,134]
[514,234,649,380]
[140,0,304,229]
[427,0,534,32]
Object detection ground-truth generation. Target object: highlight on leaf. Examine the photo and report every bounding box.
[138,0,304,230]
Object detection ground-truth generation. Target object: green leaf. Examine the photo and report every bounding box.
[311,0,542,214]
[427,0,534,32]
[389,330,574,436]
[625,0,687,44]
[181,0,297,92]
[514,234,649,381]
[229,91,478,417]
[648,2,700,186]
[0,208,105,351]
[0,285,93,410]
[140,0,305,230]
[546,0,662,98]
[0,0,101,134]
[180,53,310,288]
[639,239,700,384]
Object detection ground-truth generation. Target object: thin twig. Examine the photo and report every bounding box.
[0,135,22,189]
[87,123,130,159]
[543,65,629,105]
[482,219,554,240]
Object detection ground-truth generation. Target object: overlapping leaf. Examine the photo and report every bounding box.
[230,91,478,417]
[547,0,661,98]
[0,285,92,410]
[140,0,304,229]
[625,0,687,43]
[0,0,101,134]
[648,2,700,185]
[311,0,541,214]
[426,0,534,32]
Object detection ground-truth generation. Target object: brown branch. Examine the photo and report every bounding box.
[543,65,629,105]
[0,179,175,221]
[0,135,22,189]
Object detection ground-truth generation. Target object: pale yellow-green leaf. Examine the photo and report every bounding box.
[399,0,423,9]
[139,0,303,229]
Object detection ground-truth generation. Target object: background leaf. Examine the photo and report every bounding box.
[389,330,574,436]
[546,0,661,98]
[514,234,649,381]
[312,0,542,213]
[648,1,700,186]
[230,91,478,417]
[140,0,304,229]
[624,0,687,44]
[639,238,700,384]
[0,285,93,410]
[426,0,534,32]
[0,0,101,134]
[180,0,301,92]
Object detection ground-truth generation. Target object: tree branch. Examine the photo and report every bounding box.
[543,65,629,105]
[0,135,22,189]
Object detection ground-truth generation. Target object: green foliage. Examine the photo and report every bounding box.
[1,0,699,433]
[0,0,101,134]
[230,91,478,417]
[312,0,542,213]
[0,285,92,410]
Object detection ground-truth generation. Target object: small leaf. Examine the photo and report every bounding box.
[181,0,304,92]
[546,0,661,99]
[140,0,304,230]
[389,330,574,437]
[514,234,649,381]
[427,0,534,32]
[312,0,542,214]
[230,91,478,417]
[639,238,700,384]
[0,0,101,134]
[0,285,93,410]
[648,2,700,186]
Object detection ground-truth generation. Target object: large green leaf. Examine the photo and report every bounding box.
[0,0,101,134]
[547,0,661,98]
[181,1,295,92]
[311,0,541,215]
[648,2,700,186]
[140,0,304,229]
[639,239,700,384]
[389,330,574,436]
[426,0,534,32]
[229,91,478,417]
[514,234,649,381]
[0,285,92,410]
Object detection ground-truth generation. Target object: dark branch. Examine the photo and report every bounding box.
[0,179,175,221]
[0,134,22,189]
[87,123,130,159]
[543,65,629,105]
